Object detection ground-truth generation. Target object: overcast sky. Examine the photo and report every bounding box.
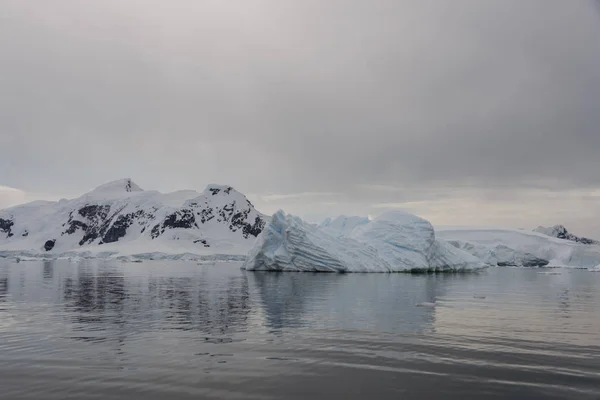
[2,0,600,235]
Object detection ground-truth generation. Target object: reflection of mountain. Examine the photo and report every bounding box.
[43,261,53,281]
[248,271,460,334]
[58,261,251,347]
[143,273,251,335]
[0,268,7,303]
[61,264,127,346]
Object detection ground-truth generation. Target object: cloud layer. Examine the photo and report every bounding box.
[2,1,600,234]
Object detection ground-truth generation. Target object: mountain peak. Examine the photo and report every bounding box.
[91,178,143,194]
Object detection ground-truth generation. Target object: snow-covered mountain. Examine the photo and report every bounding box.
[243,210,484,272]
[0,179,266,259]
[533,225,599,245]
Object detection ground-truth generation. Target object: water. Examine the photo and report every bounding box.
[1,260,599,399]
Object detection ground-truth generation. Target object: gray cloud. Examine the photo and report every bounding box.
[2,0,600,233]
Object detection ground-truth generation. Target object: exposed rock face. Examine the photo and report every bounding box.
[241,216,264,238]
[44,239,56,251]
[151,209,197,239]
[102,211,147,244]
[62,205,117,246]
[0,180,267,255]
[534,225,599,245]
[0,218,14,238]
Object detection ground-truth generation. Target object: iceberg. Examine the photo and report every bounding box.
[243,210,485,273]
[319,215,370,237]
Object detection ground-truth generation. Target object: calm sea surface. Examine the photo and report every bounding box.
[1,260,599,399]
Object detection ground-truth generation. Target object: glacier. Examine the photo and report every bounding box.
[243,210,485,273]
[438,227,600,269]
[0,178,266,261]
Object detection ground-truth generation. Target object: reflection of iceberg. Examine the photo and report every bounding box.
[243,211,484,272]
[247,272,340,330]
[247,270,467,334]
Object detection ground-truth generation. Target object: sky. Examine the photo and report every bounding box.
[1,0,600,235]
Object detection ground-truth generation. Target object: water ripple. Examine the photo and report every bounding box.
[0,260,599,399]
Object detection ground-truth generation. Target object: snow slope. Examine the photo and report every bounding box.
[437,227,600,268]
[0,179,266,260]
[243,210,484,272]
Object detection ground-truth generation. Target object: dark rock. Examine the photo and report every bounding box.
[150,224,161,239]
[65,204,151,246]
[151,209,197,239]
[534,225,599,245]
[79,232,98,246]
[44,239,56,251]
[242,216,265,238]
[193,239,210,247]
[101,210,146,244]
[163,209,197,230]
[64,220,88,235]
[199,208,214,224]
[102,215,132,244]
[0,218,14,238]
[209,188,221,196]
[228,208,265,238]
[219,203,235,221]
[63,205,111,243]
[78,205,110,220]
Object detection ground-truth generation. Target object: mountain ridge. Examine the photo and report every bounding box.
[0,179,266,258]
